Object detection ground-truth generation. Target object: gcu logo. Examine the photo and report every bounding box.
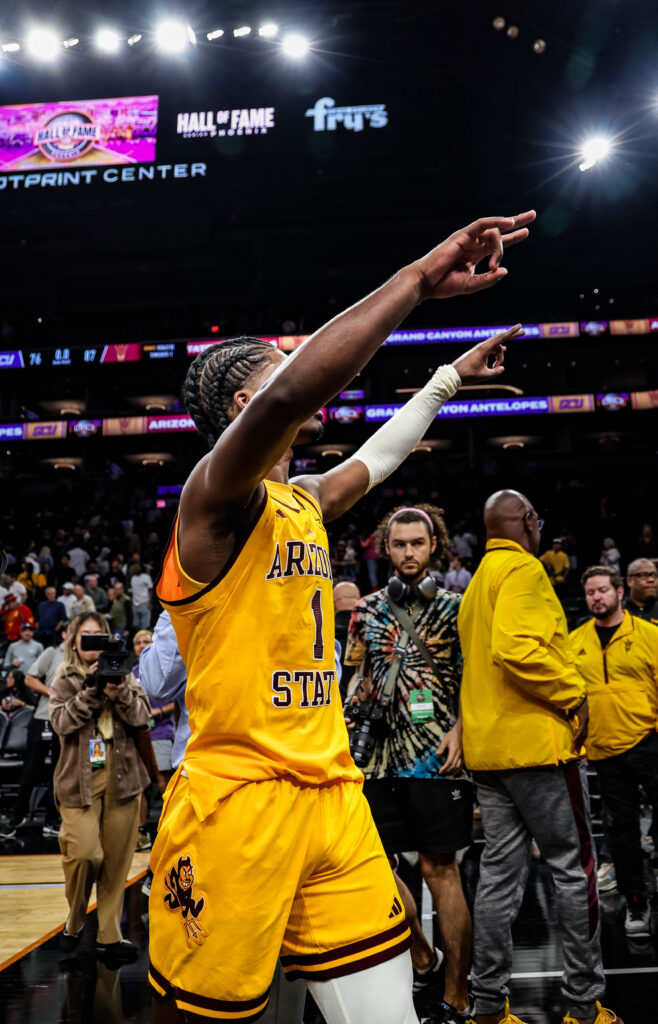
[558,398,585,411]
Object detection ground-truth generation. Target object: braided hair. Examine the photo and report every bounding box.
[183,337,276,448]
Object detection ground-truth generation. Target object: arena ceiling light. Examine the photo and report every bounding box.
[578,136,612,171]
[1,42,20,53]
[206,28,224,41]
[155,19,196,53]
[233,26,252,38]
[258,23,279,38]
[26,28,61,60]
[127,33,142,46]
[281,33,310,58]
[95,27,122,53]
[62,37,79,48]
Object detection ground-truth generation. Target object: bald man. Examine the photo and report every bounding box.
[457,491,619,1024]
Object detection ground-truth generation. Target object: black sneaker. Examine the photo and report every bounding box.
[60,928,83,953]
[422,999,476,1024]
[95,939,139,965]
[413,947,444,994]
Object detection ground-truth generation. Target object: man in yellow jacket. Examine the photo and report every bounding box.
[458,490,620,1024]
[570,565,658,939]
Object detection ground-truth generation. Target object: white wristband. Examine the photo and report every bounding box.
[348,364,461,492]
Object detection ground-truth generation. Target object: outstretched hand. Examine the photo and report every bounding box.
[453,324,525,385]
[413,211,536,300]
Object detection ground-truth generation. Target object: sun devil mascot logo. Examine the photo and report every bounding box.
[163,855,209,947]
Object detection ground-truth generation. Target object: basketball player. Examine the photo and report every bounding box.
[150,211,535,1024]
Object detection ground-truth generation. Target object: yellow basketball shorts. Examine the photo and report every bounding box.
[148,771,411,1022]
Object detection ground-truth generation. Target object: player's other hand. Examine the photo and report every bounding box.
[412,211,536,300]
[452,324,524,385]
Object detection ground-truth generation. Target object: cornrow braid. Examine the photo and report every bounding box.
[183,337,276,448]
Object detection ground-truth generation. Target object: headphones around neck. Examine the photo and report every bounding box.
[387,572,438,605]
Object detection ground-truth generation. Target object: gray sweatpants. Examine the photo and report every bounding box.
[472,759,605,1019]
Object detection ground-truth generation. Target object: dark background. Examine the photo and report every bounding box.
[1,0,658,569]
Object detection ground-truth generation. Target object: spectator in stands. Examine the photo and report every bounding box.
[108,580,132,638]
[570,566,658,938]
[104,558,126,588]
[0,669,36,714]
[130,563,153,630]
[444,555,472,594]
[451,519,477,562]
[86,575,109,613]
[66,543,90,578]
[58,581,76,619]
[624,558,658,624]
[3,623,44,670]
[342,540,359,581]
[600,538,621,573]
[56,554,76,589]
[1,597,36,644]
[127,629,153,671]
[35,586,67,647]
[18,560,47,604]
[359,530,379,590]
[49,611,151,962]
[635,523,657,560]
[70,583,95,619]
[540,537,570,591]
[5,571,27,605]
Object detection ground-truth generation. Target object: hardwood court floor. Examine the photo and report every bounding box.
[0,851,150,970]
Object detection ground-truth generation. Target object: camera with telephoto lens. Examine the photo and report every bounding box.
[343,698,387,768]
[80,634,132,694]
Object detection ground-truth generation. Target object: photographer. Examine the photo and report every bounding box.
[49,612,151,963]
[344,505,472,1024]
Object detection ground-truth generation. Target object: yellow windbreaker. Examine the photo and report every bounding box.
[458,538,586,770]
[569,611,658,760]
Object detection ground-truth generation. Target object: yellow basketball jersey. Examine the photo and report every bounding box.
[157,480,362,821]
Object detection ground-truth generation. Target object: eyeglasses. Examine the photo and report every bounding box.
[523,511,544,531]
[629,572,657,580]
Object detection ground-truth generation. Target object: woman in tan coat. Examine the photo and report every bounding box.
[49,611,151,962]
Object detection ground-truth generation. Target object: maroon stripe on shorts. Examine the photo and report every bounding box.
[147,960,270,1013]
[563,759,599,939]
[283,932,412,982]
[280,918,409,967]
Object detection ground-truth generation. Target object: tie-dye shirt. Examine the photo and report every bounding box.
[344,587,463,780]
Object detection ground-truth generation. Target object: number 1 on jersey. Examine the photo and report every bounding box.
[311,588,324,660]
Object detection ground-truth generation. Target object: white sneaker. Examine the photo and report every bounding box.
[624,893,651,938]
[597,861,617,892]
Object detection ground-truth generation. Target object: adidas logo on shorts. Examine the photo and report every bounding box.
[388,895,403,919]
[451,788,462,801]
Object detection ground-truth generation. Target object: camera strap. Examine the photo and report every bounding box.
[384,593,441,683]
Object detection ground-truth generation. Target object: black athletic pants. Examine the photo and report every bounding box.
[594,731,658,897]
[10,718,60,826]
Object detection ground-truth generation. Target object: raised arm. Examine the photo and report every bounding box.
[179,213,535,566]
[295,325,524,520]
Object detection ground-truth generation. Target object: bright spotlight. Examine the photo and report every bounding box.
[1,42,20,53]
[579,136,612,172]
[234,26,252,38]
[27,28,61,60]
[282,33,310,58]
[155,20,196,53]
[127,33,142,47]
[259,23,279,38]
[206,29,224,41]
[62,38,79,49]
[96,28,121,54]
